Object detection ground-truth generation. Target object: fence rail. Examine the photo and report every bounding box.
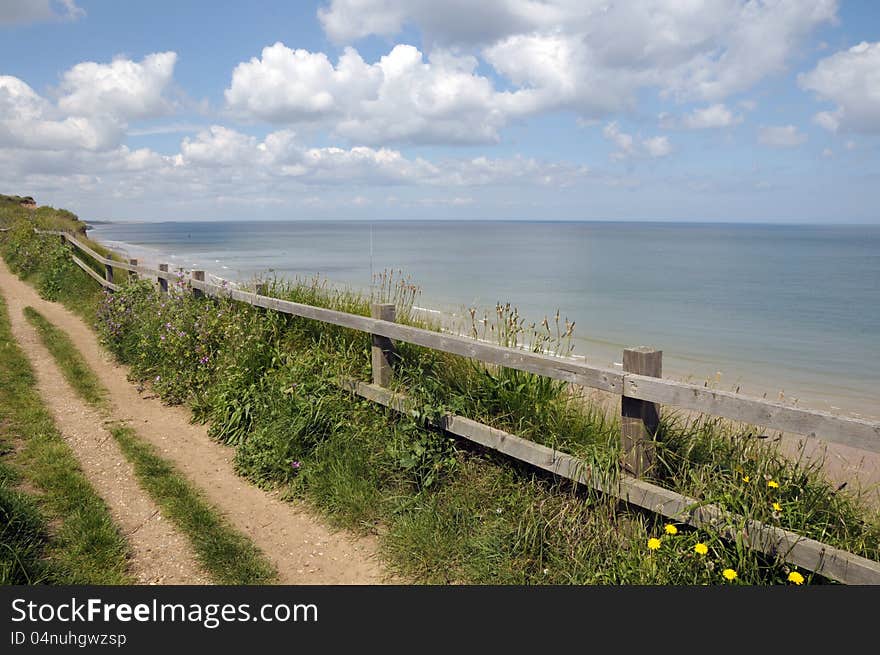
[47,229,880,454]
[19,227,880,584]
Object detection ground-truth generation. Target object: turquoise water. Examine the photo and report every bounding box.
[87,220,880,418]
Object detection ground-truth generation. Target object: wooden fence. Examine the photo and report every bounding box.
[21,228,880,584]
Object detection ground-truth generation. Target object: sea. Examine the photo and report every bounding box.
[86,220,880,420]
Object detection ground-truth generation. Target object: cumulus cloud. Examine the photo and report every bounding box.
[662,104,744,129]
[0,76,122,151]
[226,42,508,145]
[58,52,178,121]
[603,122,671,160]
[225,3,836,144]
[318,0,554,47]
[798,41,880,134]
[0,0,83,25]
[758,124,808,148]
[0,52,178,155]
[318,0,837,117]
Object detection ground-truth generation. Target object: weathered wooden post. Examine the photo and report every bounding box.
[370,303,396,387]
[192,270,205,299]
[621,346,662,476]
[129,259,138,283]
[104,262,114,287]
[158,263,169,294]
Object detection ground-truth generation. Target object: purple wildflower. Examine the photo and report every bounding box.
[291,461,301,470]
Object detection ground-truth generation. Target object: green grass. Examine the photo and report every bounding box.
[24,306,106,408]
[108,423,277,585]
[5,211,880,585]
[0,293,132,584]
[23,304,277,585]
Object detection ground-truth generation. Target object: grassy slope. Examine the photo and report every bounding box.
[0,293,132,584]
[3,211,879,585]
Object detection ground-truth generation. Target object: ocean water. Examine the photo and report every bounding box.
[87,220,880,419]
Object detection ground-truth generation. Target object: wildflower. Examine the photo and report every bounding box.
[664,524,678,536]
[694,543,708,556]
[787,571,805,585]
[647,538,662,551]
[772,502,782,512]
[291,461,301,470]
[742,475,750,483]
[722,568,738,581]
[155,375,160,382]
[768,480,780,489]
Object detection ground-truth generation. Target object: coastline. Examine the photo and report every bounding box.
[94,234,880,423]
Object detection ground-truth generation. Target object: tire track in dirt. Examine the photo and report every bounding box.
[0,258,393,584]
[0,284,209,584]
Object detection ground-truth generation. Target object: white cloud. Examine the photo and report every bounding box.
[318,0,554,46]
[812,110,840,132]
[603,122,671,160]
[225,3,836,144]
[171,125,589,189]
[0,0,83,25]
[643,136,672,158]
[0,53,178,153]
[0,75,51,121]
[758,124,808,148]
[58,52,178,121]
[181,126,261,167]
[799,41,880,133]
[226,42,508,145]
[677,104,744,129]
[0,76,121,151]
[318,0,838,119]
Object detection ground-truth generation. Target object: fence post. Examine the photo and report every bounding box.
[158,264,169,294]
[621,347,662,476]
[370,303,396,387]
[129,259,138,283]
[104,262,114,287]
[192,270,205,299]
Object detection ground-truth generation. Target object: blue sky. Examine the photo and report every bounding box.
[1,0,878,223]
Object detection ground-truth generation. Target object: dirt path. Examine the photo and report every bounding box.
[0,286,209,584]
[0,260,393,584]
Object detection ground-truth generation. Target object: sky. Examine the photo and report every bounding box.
[0,0,878,223]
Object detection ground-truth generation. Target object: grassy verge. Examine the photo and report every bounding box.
[5,213,880,585]
[0,293,131,584]
[108,423,277,585]
[24,306,276,585]
[24,306,106,408]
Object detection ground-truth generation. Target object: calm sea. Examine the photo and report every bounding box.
[87,220,880,419]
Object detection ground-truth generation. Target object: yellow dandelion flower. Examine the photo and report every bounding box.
[768,480,780,489]
[647,538,662,551]
[694,543,708,556]
[772,502,782,512]
[665,524,678,535]
[722,568,738,581]
[788,571,805,585]
[742,475,750,483]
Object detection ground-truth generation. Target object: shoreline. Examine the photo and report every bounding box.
[95,235,880,423]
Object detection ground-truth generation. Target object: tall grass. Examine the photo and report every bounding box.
[4,214,879,584]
